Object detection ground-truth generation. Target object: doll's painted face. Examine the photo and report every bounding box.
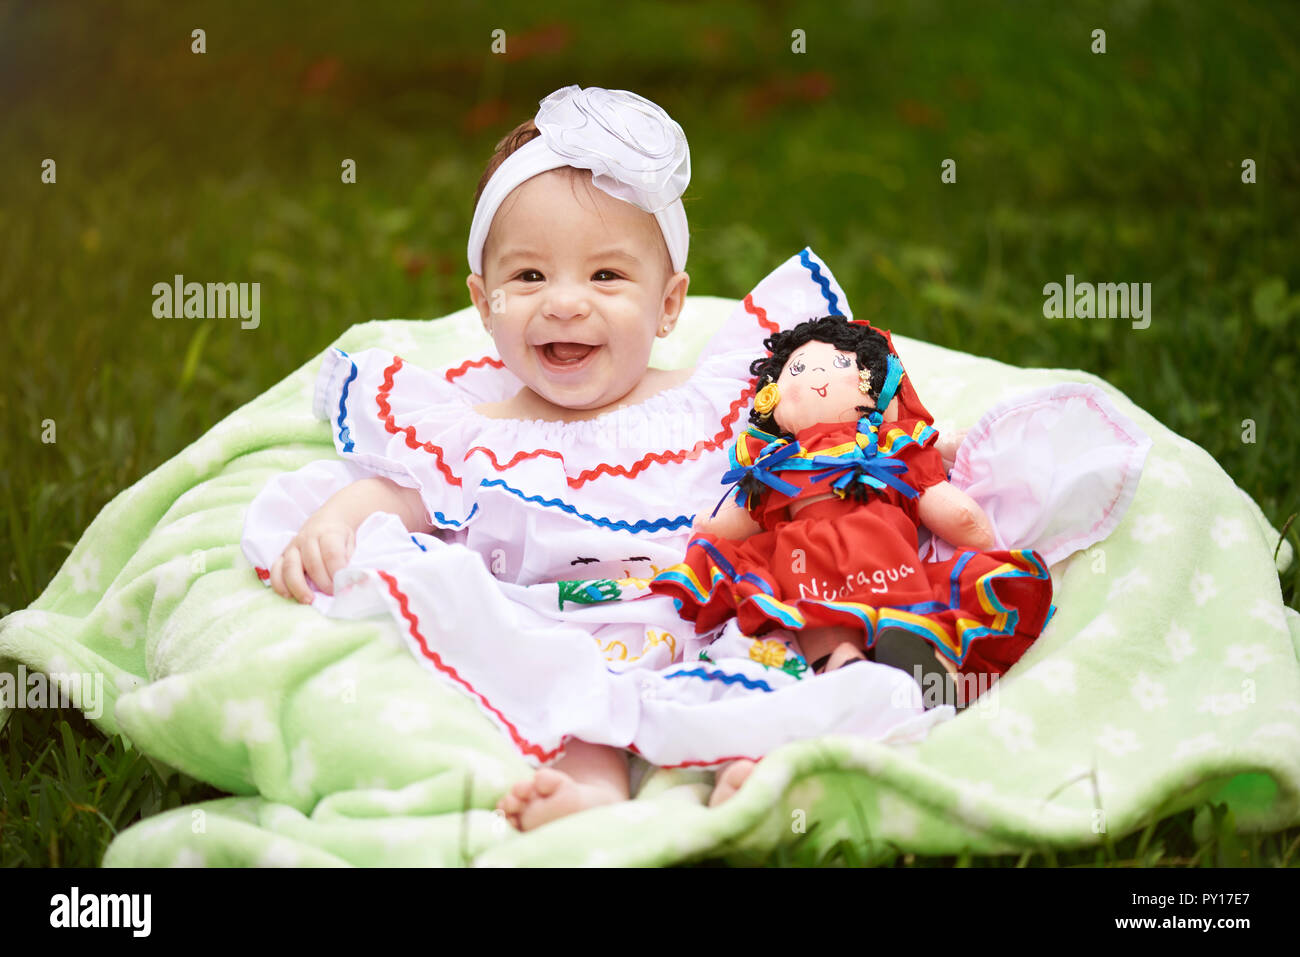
[770,339,874,436]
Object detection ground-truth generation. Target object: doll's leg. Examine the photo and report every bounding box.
[798,625,867,673]
[498,740,630,832]
[872,627,968,709]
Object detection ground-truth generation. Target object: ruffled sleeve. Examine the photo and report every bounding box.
[920,382,1151,566]
[311,346,505,531]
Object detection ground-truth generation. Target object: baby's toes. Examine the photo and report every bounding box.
[500,779,530,815]
[709,759,759,808]
[531,767,567,800]
[721,759,756,790]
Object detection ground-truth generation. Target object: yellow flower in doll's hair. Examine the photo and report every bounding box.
[754,382,781,417]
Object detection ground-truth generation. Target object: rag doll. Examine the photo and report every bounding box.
[650,315,1055,707]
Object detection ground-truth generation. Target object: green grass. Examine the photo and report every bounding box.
[1,0,1297,865]
[0,707,223,867]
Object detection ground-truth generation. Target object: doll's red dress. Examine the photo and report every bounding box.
[650,415,1055,680]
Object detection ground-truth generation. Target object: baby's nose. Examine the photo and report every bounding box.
[544,287,591,319]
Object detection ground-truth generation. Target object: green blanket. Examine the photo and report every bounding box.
[2,296,1297,866]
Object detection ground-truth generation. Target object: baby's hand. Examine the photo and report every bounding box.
[270,512,356,604]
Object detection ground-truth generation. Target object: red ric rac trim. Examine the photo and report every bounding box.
[255,566,270,581]
[744,292,780,336]
[463,387,757,486]
[377,356,464,487]
[377,570,563,763]
[376,299,778,487]
[444,355,505,382]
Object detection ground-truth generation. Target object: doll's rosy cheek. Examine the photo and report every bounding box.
[770,406,790,433]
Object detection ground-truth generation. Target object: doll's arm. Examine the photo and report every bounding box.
[692,501,762,541]
[934,428,969,473]
[916,481,995,550]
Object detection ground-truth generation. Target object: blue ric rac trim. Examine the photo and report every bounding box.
[334,348,358,453]
[478,479,693,533]
[799,248,843,316]
[431,503,479,528]
[663,667,774,692]
[410,535,427,551]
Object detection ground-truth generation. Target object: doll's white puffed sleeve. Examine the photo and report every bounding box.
[919,382,1151,567]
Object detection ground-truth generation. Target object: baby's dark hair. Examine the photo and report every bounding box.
[474,119,542,212]
[747,315,893,431]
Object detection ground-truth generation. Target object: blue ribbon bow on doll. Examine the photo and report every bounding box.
[710,437,802,518]
[806,418,920,500]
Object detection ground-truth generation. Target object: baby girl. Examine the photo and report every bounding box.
[242,85,978,831]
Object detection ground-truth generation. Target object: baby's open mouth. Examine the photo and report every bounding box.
[538,342,599,371]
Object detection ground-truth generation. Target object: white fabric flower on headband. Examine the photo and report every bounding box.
[467,84,691,275]
[536,85,691,214]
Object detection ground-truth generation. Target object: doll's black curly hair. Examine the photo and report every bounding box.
[747,315,893,433]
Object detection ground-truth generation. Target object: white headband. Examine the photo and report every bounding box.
[467,85,690,276]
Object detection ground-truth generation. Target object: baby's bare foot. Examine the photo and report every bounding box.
[496,767,624,832]
[709,758,758,807]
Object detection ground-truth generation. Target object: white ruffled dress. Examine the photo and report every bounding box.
[240,248,1150,769]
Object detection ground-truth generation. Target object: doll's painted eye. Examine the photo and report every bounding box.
[833,353,854,369]
[788,359,805,376]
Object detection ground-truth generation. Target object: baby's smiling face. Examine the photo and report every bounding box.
[467,168,689,416]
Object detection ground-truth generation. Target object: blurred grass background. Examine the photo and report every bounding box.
[1,0,1297,865]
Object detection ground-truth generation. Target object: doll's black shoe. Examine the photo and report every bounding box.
[871,627,965,711]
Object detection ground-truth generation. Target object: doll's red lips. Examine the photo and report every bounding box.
[812,384,828,397]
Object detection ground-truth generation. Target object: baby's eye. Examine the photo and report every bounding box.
[593,270,622,281]
[833,354,854,369]
[514,270,543,282]
[788,359,805,376]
